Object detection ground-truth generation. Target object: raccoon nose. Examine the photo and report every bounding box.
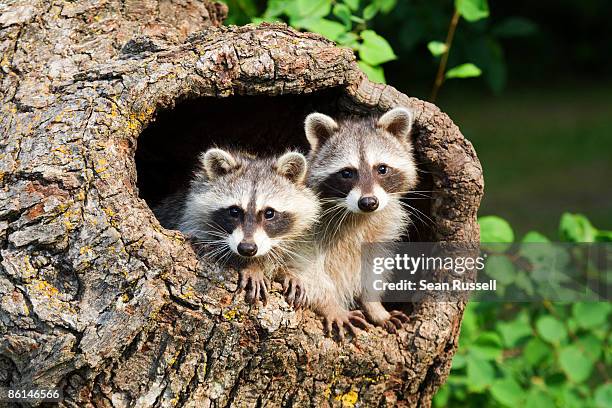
[358,196,379,212]
[237,242,258,257]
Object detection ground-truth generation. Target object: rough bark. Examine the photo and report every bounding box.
[0,1,484,407]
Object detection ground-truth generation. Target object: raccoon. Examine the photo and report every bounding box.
[290,107,418,337]
[154,148,320,304]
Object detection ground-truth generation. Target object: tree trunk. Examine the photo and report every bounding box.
[0,1,483,407]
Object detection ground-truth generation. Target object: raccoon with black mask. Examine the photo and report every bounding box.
[154,148,320,304]
[286,108,418,338]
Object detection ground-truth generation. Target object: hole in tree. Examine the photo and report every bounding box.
[135,90,435,240]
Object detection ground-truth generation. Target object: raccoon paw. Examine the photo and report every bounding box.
[382,310,409,334]
[239,267,269,306]
[282,276,306,310]
[324,310,369,342]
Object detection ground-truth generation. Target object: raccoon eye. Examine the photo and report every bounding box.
[340,168,354,179]
[377,164,389,175]
[264,208,276,220]
[228,206,241,218]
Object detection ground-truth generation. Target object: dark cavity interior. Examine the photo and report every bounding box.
[135,91,434,241]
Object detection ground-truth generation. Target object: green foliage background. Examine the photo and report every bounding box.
[218,1,611,406]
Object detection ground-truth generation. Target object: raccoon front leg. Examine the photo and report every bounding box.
[317,302,369,341]
[360,301,409,334]
[281,274,307,310]
[239,264,269,305]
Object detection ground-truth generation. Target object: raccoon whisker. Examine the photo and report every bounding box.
[320,182,349,197]
[204,222,229,236]
[203,232,228,239]
[392,190,436,193]
[320,207,344,243]
[319,205,345,218]
[318,197,344,203]
[192,237,227,244]
[276,244,310,264]
[390,191,434,197]
[318,205,347,224]
[267,248,286,271]
[321,205,349,244]
[204,244,231,260]
[399,205,431,228]
[398,202,436,227]
[216,249,234,270]
[333,207,351,239]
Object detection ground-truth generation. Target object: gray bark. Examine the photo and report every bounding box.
[0,1,483,406]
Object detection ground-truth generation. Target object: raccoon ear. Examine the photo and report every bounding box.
[201,148,239,179]
[304,113,338,150]
[377,107,414,141]
[275,152,308,184]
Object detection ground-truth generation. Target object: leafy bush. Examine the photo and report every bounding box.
[434,214,612,408]
[220,0,501,90]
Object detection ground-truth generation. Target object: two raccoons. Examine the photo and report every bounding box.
[154,107,418,338]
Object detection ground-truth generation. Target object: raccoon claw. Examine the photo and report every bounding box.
[383,310,409,334]
[390,310,409,322]
[239,268,269,306]
[324,310,369,342]
[283,276,306,310]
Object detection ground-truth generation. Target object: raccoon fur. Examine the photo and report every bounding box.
[154,148,320,304]
[287,107,418,337]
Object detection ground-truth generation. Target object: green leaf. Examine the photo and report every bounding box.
[523,337,551,366]
[484,38,507,94]
[525,388,556,408]
[479,215,514,245]
[427,41,448,57]
[376,0,397,14]
[445,63,482,79]
[337,32,359,49]
[471,332,503,361]
[559,387,588,408]
[242,0,259,14]
[572,302,612,329]
[535,316,567,344]
[451,353,467,369]
[343,0,359,11]
[298,18,346,41]
[252,16,282,24]
[349,15,366,24]
[490,377,524,406]
[575,333,603,362]
[433,384,450,407]
[559,213,597,242]
[497,311,532,347]
[559,345,594,382]
[594,384,612,408]
[333,4,352,28]
[358,30,397,65]
[459,302,478,342]
[357,61,386,84]
[466,356,495,391]
[596,229,612,242]
[493,17,538,38]
[485,255,516,286]
[296,0,331,19]
[455,0,490,22]
[515,271,535,295]
[262,0,290,18]
[363,3,379,20]
[522,231,550,243]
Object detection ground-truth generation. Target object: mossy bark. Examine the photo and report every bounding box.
[0,1,483,406]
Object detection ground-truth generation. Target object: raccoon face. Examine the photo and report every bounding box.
[305,108,418,214]
[183,149,318,260]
